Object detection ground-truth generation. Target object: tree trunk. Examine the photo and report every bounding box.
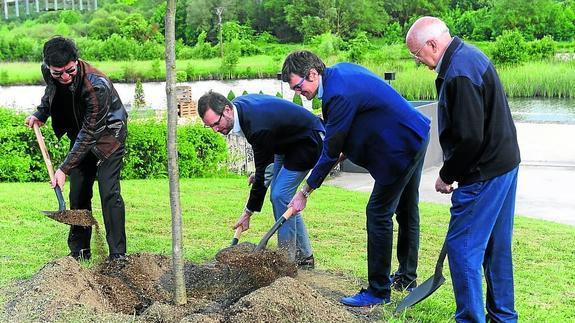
[165,0,187,305]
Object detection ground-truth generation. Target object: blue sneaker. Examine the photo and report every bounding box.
[340,289,391,307]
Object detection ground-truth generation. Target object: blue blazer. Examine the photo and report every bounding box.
[307,63,431,188]
[233,94,325,211]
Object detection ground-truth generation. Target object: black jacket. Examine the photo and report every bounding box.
[233,94,325,212]
[435,37,520,185]
[34,59,127,174]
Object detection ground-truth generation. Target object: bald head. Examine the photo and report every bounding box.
[405,16,452,69]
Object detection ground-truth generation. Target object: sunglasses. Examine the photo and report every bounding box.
[49,64,77,78]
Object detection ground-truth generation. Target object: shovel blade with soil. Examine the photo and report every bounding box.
[33,124,96,227]
[395,241,448,313]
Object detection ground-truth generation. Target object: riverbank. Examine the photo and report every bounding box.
[2,59,575,100]
[327,122,575,226]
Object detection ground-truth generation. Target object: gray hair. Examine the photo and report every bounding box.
[407,16,450,45]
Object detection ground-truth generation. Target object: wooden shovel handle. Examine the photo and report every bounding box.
[33,123,56,183]
[231,226,243,246]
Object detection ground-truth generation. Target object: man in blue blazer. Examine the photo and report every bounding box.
[198,91,325,268]
[282,51,431,306]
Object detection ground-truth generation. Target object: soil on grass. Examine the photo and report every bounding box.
[0,243,384,322]
[44,209,97,227]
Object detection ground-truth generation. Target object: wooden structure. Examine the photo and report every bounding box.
[176,85,197,119]
[3,0,97,19]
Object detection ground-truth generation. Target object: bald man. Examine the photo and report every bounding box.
[406,17,520,323]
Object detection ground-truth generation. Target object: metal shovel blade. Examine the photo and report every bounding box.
[43,209,97,227]
[395,241,448,313]
[41,186,96,227]
[254,207,294,252]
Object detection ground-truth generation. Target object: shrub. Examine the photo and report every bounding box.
[0,109,69,182]
[312,97,321,111]
[491,30,528,66]
[312,32,342,58]
[347,32,371,63]
[292,94,303,106]
[123,121,228,179]
[220,39,241,76]
[176,71,188,82]
[528,36,556,60]
[0,108,228,182]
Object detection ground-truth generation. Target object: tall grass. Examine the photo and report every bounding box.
[3,55,575,99]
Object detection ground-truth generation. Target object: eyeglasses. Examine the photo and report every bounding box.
[410,42,429,60]
[204,112,224,128]
[49,64,77,79]
[291,75,306,91]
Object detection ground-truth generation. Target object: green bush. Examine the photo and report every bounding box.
[292,94,303,106]
[528,36,557,60]
[124,121,228,179]
[0,108,228,182]
[0,109,70,182]
[347,32,371,63]
[492,30,528,66]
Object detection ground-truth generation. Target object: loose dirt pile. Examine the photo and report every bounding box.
[1,243,377,322]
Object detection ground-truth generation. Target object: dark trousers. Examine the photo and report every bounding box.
[67,146,126,255]
[366,139,427,298]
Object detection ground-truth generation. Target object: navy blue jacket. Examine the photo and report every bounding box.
[435,37,520,184]
[307,63,431,188]
[233,94,325,212]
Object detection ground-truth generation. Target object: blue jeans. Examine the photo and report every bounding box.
[269,154,313,261]
[448,167,519,323]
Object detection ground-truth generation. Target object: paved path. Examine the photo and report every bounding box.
[326,123,575,226]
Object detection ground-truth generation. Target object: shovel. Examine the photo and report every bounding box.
[33,124,97,227]
[254,207,295,251]
[231,226,243,246]
[395,240,448,313]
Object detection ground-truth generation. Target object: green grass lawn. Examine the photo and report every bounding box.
[0,178,574,321]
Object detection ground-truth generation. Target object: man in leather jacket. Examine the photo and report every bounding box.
[24,36,128,261]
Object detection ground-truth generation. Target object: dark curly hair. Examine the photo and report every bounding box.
[43,36,79,67]
[281,50,326,82]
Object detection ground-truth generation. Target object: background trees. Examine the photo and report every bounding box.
[1,0,575,64]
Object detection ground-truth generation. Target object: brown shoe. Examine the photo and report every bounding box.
[297,255,315,270]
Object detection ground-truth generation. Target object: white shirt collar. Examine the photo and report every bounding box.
[231,104,244,137]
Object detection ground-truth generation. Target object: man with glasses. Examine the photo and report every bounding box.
[198,91,325,268]
[281,51,431,306]
[406,17,520,322]
[24,36,128,262]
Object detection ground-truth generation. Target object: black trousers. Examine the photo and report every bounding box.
[67,146,126,255]
[366,138,428,298]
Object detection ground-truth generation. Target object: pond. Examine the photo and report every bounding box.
[1,79,574,124]
[0,79,310,113]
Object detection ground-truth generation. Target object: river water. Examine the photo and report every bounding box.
[1,79,573,123]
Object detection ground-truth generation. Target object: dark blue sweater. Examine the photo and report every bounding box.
[435,37,520,184]
[233,94,325,211]
[307,63,431,188]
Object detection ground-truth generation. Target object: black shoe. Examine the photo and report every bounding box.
[297,255,315,270]
[69,249,91,261]
[108,253,126,261]
[391,276,417,292]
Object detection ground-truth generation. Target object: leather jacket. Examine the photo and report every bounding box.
[34,59,128,174]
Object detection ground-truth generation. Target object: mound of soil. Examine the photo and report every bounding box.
[223,276,359,322]
[1,245,382,322]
